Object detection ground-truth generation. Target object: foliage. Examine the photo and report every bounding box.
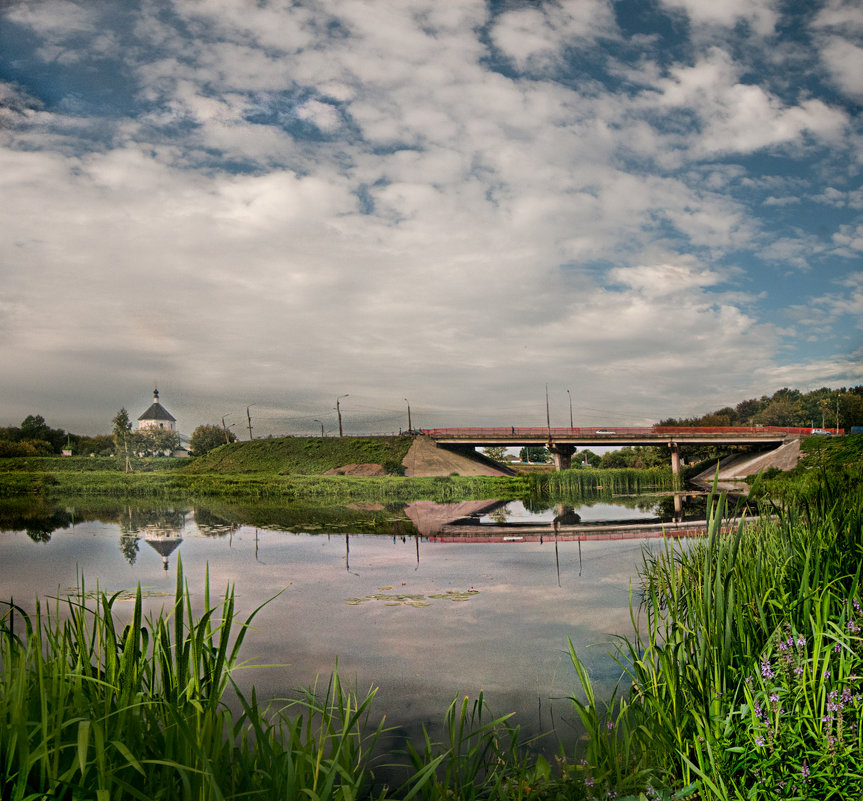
[482,446,508,462]
[190,424,237,456]
[529,467,674,497]
[112,408,134,473]
[598,446,667,469]
[0,560,391,801]
[567,471,863,798]
[0,415,69,454]
[73,434,114,456]
[0,439,54,458]
[134,427,181,456]
[519,446,551,464]
[660,385,863,430]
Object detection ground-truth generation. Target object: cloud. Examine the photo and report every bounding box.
[648,48,848,156]
[658,0,779,35]
[490,0,617,71]
[0,0,859,433]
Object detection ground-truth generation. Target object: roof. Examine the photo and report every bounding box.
[138,402,176,422]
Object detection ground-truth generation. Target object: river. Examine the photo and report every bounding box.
[0,491,712,757]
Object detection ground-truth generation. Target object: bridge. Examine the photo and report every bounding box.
[421,425,832,472]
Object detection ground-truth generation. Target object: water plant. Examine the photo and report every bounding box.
[567,472,863,799]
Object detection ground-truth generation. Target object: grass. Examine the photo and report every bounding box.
[528,467,676,498]
[0,561,580,801]
[183,436,416,476]
[566,471,863,799]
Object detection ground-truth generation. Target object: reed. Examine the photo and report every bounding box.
[0,560,387,800]
[529,467,675,497]
[567,474,863,799]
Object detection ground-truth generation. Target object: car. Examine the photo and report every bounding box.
[810,428,832,435]
[595,429,615,434]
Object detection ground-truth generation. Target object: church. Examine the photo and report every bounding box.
[137,388,176,431]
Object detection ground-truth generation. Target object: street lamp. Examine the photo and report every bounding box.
[313,419,324,437]
[566,389,573,430]
[246,405,256,441]
[404,398,412,433]
[221,414,233,444]
[336,394,349,437]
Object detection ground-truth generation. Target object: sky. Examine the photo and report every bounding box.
[1,0,861,437]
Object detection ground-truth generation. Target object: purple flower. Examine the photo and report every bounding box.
[755,736,765,746]
[796,635,806,647]
[770,692,780,703]
[834,642,843,653]
[606,721,614,730]
[801,761,810,779]
[585,776,595,787]
[761,659,774,679]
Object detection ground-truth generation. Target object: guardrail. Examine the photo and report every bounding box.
[422,426,842,437]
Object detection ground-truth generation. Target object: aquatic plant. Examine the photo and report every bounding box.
[567,473,863,799]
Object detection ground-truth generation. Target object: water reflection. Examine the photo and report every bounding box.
[0,490,743,758]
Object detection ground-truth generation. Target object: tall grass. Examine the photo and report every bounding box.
[1,562,574,801]
[530,467,675,497]
[0,561,388,800]
[568,475,863,798]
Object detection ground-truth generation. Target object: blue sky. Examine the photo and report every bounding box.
[1,0,861,436]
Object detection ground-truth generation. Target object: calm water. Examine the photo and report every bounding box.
[0,494,693,753]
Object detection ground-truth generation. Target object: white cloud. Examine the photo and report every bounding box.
[658,0,779,35]
[0,0,859,433]
[490,0,617,71]
[649,48,848,155]
[819,36,863,100]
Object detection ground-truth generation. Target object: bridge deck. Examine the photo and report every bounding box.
[422,425,822,447]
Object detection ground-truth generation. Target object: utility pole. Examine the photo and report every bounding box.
[336,394,349,437]
[314,419,324,436]
[567,388,573,430]
[221,414,231,444]
[545,383,551,438]
[246,405,255,441]
[404,398,412,433]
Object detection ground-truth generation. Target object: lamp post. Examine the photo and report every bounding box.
[336,394,349,437]
[566,389,573,430]
[246,405,255,441]
[404,398,412,433]
[313,419,324,437]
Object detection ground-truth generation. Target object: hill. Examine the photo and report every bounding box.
[182,435,414,475]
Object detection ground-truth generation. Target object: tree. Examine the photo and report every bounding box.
[134,428,180,457]
[482,446,507,462]
[519,446,551,463]
[112,408,133,472]
[190,424,236,457]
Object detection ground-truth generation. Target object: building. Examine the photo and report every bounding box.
[137,387,176,431]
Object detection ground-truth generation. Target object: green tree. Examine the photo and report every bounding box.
[190,424,236,457]
[519,446,551,463]
[481,446,507,462]
[134,428,180,457]
[19,415,66,453]
[112,408,133,472]
[75,434,114,456]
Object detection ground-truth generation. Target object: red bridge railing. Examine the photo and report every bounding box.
[421,426,840,437]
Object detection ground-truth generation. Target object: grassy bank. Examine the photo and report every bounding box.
[568,471,863,799]
[0,469,531,502]
[184,436,415,475]
[0,437,533,502]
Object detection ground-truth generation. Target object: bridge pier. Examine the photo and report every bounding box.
[669,442,682,488]
[547,442,576,471]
